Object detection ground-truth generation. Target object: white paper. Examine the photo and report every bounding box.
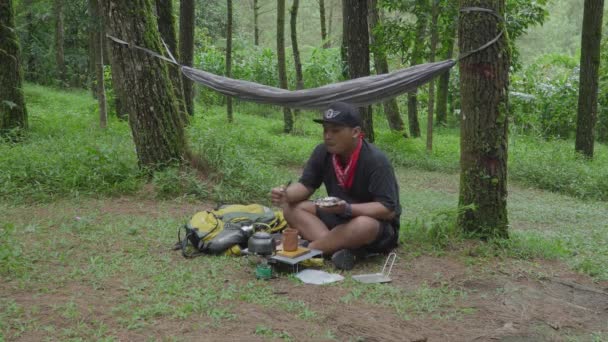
[295,269,344,285]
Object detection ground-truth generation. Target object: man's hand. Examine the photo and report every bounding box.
[270,186,287,206]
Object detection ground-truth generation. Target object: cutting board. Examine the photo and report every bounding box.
[276,246,310,258]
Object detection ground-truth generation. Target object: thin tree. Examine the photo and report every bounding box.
[327,0,333,47]
[457,0,510,237]
[575,0,605,158]
[179,0,195,116]
[54,0,66,86]
[253,0,260,45]
[344,0,374,142]
[101,0,188,169]
[155,0,188,125]
[22,0,35,79]
[426,0,439,152]
[407,0,428,138]
[291,0,304,91]
[226,0,234,122]
[436,6,457,127]
[90,0,107,128]
[319,0,329,48]
[277,0,293,133]
[340,0,349,80]
[0,0,28,136]
[368,0,405,133]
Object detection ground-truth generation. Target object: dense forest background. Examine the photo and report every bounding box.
[10,0,607,141]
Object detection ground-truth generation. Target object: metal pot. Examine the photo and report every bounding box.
[248,232,276,256]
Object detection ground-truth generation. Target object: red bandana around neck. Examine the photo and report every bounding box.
[332,135,363,190]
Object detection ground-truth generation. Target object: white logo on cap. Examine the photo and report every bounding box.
[324,109,341,119]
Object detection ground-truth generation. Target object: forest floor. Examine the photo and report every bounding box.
[2,168,608,342]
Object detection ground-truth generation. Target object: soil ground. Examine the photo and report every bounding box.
[2,170,608,342]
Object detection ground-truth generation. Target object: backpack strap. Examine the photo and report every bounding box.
[178,224,205,258]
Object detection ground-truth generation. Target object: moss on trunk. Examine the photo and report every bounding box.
[457,0,510,238]
[102,0,187,170]
[0,0,28,136]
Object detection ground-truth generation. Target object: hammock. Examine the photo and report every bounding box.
[107,35,457,110]
[181,60,456,109]
[106,6,501,110]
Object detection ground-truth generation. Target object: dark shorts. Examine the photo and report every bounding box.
[316,208,397,253]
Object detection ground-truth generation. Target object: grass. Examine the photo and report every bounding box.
[1,85,608,339]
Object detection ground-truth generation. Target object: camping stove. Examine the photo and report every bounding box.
[247,232,276,280]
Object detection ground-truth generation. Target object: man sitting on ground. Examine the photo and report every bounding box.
[270,102,401,270]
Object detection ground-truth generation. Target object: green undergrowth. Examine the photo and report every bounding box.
[2,86,607,204]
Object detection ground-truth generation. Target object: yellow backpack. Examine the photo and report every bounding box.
[177,204,288,257]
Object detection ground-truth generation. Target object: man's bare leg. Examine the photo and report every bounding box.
[283,200,380,254]
[282,201,330,241]
[308,216,380,254]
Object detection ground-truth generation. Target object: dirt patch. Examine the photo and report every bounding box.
[2,197,608,341]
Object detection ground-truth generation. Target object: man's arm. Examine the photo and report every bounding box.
[319,201,395,221]
[284,182,313,204]
[270,182,314,206]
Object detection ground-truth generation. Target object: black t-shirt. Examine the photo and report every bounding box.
[299,140,401,231]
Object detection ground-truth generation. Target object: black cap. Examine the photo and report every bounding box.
[313,102,361,127]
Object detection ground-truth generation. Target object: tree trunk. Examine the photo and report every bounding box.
[179,0,195,116]
[0,0,28,136]
[457,0,510,238]
[436,14,457,127]
[89,0,107,128]
[102,0,187,170]
[226,0,233,122]
[88,0,98,98]
[253,0,260,45]
[368,0,404,133]
[22,0,35,80]
[291,0,304,118]
[407,0,428,138]
[340,0,349,80]
[344,0,373,142]
[155,0,188,125]
[54,0,66,86]
[319,0,329,48]
[291,0,304,91]
[426,0,439,152]
[575,0,604,158]
[327,0,333,48]
[277,0,293,133]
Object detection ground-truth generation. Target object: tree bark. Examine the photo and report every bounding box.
[0,0,28,136]
[368,0,404,133]
[102,0,187,170]
[89,0,107,128]
[407,0,428,138]
[226,0,233,122]
[54,0,66,86]
[179,0,195,116]
[155,0,188,125]
[340,0,349,80]
[291,0,304,91]
[457,0,510,238]
[327,0,333,48]
[291,0,304,118]
[575,0,604,158]
[88,0,98,98]
[344,0,373,142]
[319,0,329,48]
[426,0,439,152]
[253,0,260,45]
[277,0,293,133]
[436,14,457,127]
[22,0,35,80]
